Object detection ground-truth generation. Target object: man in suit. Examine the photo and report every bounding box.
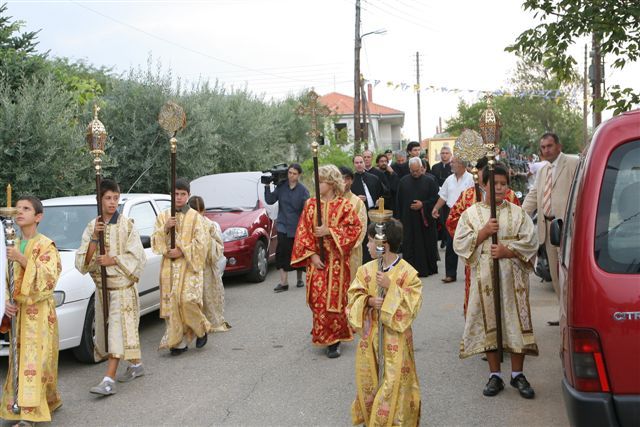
[522,133,579,324]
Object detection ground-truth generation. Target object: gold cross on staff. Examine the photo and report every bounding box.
[296,89,331,140]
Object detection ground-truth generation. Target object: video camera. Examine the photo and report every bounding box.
[261,163,289,186]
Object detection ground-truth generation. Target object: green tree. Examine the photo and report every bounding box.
[446,59,583,155]
[0,3,48,94]
[0,75,90,203]
[506,0,640,114]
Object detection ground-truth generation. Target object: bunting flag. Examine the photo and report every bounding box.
[362,77,575,100]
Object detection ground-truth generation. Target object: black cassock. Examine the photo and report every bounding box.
[395,173,440,276]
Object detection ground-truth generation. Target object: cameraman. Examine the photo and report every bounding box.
[264,163,310,293]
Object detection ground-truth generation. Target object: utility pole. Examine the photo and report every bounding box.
[590,33,603,128]
[583,44,588,147]
[416,52,423,145]
[354,0,362,153]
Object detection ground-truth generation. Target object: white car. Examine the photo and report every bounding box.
[0,194,170,363]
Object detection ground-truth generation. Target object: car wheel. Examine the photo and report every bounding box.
[247,240,268,283]
[72,296,98,363]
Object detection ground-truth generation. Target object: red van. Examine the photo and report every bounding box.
[550,109,640,426]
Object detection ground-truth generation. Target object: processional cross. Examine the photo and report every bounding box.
[296,89,331,261]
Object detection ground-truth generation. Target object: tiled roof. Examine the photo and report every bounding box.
[319,92,403,116]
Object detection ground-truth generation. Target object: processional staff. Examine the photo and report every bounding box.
[296,89,330,262]
[158,101,187,250]
[86,106,110,354]
[368,198,393,388]
[1,184,20,414]
[479,98,504,363]
[158,101,186,307]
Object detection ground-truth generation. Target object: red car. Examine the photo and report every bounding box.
[550,109,640,426]
[191,172,278,282]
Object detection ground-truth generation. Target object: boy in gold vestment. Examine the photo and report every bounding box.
[152,178,211,355]
[76,179,147,395]
[347,219,422,426]
[2,196,62,426]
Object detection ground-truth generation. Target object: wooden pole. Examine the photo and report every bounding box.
[95,174,110,353]
[487,158,503,362]
[170,138,177,249]
[312,142,325,262]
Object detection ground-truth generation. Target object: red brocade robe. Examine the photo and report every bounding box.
[291,197,363,346]
[445,187,520,317]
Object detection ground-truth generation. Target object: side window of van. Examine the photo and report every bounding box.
[594,140,640,274]
[561,157,584,266]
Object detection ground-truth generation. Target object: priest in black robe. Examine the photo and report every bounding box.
[352,154,383,262]
[395,157,440,277]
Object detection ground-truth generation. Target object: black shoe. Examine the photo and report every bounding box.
[170,346,188,356]
[327,343,341,359]
[196,334,208,349]
[296,280,305,288]
[273,284,289,293]
[483,375,505,396]
[510,374,535,399]
[547,320,559,326]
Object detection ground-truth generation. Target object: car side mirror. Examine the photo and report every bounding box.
[550,218,563,246]
[140,235,151,249]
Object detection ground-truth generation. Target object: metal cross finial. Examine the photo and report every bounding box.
[93,104,100,120]
[296,89,331,140]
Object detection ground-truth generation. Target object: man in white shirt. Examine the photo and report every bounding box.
[432,157,475,283]
[526,154,548,190]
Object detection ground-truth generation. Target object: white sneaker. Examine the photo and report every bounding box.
[117,364,145,383]
[90,379,116,396]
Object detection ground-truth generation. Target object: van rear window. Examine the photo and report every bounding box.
[595,139,640,274]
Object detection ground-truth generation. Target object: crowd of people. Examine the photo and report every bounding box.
[0,132,577,426]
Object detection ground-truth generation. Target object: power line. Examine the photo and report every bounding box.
[70,1,330,85]
[363,0,436,32]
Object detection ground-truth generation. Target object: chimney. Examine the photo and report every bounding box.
[368,83,373,104]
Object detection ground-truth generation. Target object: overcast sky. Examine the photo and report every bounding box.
[6,0,639,142]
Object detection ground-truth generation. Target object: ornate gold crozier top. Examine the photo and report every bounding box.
[454,129,485,166]
[158,101,187,138]
[479,96,501,152]
[86,104,108,154]
[296,89,331,142]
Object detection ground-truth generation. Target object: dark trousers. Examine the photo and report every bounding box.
[443,205,457,279]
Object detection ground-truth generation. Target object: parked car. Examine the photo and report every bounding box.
[191,171,278,282]
[550,109,640,426]
[0,193,170,363]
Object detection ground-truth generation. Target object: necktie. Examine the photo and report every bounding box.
[543,165,553,217]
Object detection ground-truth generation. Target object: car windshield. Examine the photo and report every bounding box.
[39,204,122,251]
[193,174,260,211]
[594,139,640,274]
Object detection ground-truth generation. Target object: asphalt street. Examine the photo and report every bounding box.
[1,248,569,426]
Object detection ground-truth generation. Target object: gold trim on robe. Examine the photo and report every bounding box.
[347,258,422,427]
[453,201,539,358]
[1,234,62,422]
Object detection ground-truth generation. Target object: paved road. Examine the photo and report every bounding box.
[1,249,569,426]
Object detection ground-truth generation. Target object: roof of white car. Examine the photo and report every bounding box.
[43,193,170,206]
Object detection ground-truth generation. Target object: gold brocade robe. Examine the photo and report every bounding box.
[345,190,368,282]
[1,234,62,423]
[291,197,362,346]
[453,201,539,358]
[152,207,212,349]
[75,212,147,360]
[347,259,422,427]
[202,217,230,332]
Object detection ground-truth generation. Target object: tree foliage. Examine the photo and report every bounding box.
[506,0,640,114]
[0,3,48,94]
[0,76,91,204]
[446,60,584,154]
